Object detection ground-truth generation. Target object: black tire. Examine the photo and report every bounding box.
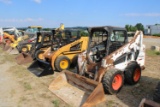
[102,69,124,94]
[35,50,45,60]
[70,55,78,68]
[153,82,160,103]
[20,45,29,53]
[55,56,71,72]
[124,61,141,85]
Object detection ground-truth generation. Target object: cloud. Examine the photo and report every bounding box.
[0,18,43,22]
[0,0,12,4]
[123,13,160,17]
[33,0,41,4]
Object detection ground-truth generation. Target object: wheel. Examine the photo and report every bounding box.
[70,55,78,67]
[153,82,160,103]
[124,61,141,85]
[20,45,29,53]
[55,56,70,71]
[102,68,124,94]
[35,50,45,60]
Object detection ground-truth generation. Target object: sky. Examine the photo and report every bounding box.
[0,0,160,28]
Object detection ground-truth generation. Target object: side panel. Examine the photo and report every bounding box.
[51,37,89,70]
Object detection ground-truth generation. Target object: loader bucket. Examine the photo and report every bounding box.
[27,60,53,77]
[139,98,160,107]
[3,43,11,51]
[15,53,33,65]
[6,47,19,55]
[0,43,5,48]
[49,70,106,107]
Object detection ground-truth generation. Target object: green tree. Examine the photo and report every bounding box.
[125,24,130,31]
[130,25,137,32]
[135,23,144,31]
[80,30,89,36]
[43,28,51,31]
[125,24,137,32]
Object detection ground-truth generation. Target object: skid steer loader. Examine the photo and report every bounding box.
[17,23,65,54]
[28,30,89,76]
[2,32,20,52]
[49,26,146,106]
[4,34,29,54]
[2,28,29,54]
[23,26,42,38]
[15,30,55,65]
[2,26,45,54]
[16,29,81,66]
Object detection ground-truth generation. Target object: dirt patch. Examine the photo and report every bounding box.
[0,49,68,107]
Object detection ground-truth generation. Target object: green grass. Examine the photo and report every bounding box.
[146,49,160,56]
[106,100,115,107]
[155,51,160,55]
[23,82,32,90]
[52,99,60,107]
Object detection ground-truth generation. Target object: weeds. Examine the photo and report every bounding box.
[155,51,160,55]
[146,49,160,56]
[19,96,27,103]
[52,99,60,107]
[106,100,115,107]
[106,100,122,107]
[23,82,32,90]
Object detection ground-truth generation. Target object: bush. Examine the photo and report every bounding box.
[155,51,160,55]
[152,34,160,37]
[80,31,89,36]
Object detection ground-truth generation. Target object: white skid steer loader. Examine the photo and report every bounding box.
[49,26,145,107]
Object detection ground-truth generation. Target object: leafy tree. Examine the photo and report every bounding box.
[135,23,144,31]
[130,25,137,32]
[80,30,89,36]
[125,23,144,32]
[125,24,130,31]
[43,28,51,31]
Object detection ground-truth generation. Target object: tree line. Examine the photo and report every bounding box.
[125,23,144,32]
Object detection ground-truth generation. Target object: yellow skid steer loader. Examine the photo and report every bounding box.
[5,35,29,54]
[28,30,89,76]
[15,31,55,65]
[2,27,28,54]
